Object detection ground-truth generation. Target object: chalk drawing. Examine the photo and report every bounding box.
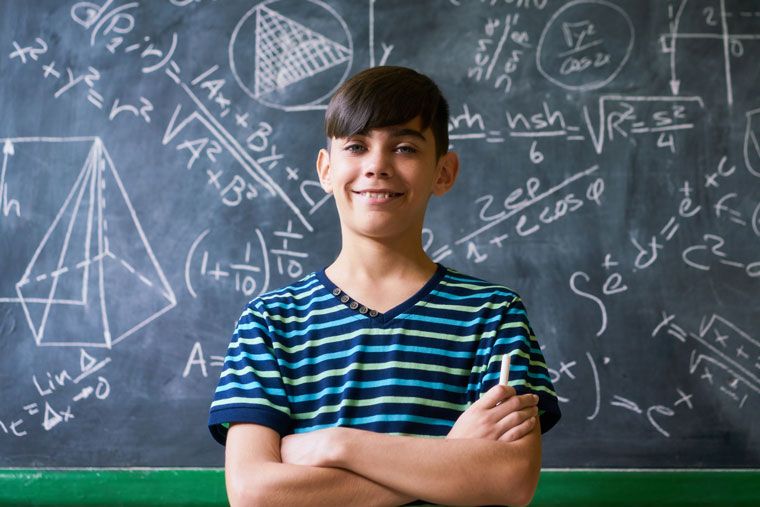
[1,137,176,348]
[229,0,353,111]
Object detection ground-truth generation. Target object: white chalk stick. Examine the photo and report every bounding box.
[499,354,510,386]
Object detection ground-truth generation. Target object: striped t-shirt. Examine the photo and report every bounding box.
[208,263,560,444]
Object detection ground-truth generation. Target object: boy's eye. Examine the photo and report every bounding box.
[344,144,366,153]
[395,145,417,154]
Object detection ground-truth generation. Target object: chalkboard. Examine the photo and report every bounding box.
[1,0,758,469]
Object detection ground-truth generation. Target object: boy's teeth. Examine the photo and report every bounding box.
[362,192,395,198]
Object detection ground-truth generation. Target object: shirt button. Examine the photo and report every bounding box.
[359,306,368,314]
[340,295,350,303]
[369,310,379,317]
[349,301,359,310]
[332,288,342,296]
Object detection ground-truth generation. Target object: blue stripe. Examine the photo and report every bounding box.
[228,342,480,369]
[294,414,456,433]
[215,381,287,397]
[264,292,335,310]
[289,378,467,403]
[429,288,517,301]
[401,313,502,327]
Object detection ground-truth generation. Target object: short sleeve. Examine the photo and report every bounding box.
[481,295,561,434]
[208,301,292,445]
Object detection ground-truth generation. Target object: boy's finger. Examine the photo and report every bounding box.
[481,383,516,407]
[498,416,537,442]
[491,392,538,413]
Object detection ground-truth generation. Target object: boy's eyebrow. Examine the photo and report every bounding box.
[389,128,427,141]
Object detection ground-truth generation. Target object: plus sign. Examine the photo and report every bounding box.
[679,181,692,198]
[602,253,618,270]
[208,262,229,280]
[489,234,509,248]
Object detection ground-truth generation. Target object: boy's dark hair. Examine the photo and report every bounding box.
[325,66,450,159]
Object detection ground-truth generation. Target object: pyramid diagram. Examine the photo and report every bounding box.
[254,3,352,97]
[14,138,176,348]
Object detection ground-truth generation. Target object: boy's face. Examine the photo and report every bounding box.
[316,116,458,242]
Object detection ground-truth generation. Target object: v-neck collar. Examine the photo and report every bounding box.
[315,263,447,325]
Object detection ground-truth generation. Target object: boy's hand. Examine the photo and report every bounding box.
[280,428,340,467]
[447,384,539,442]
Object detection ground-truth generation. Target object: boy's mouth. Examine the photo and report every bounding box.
[354,191,404,199]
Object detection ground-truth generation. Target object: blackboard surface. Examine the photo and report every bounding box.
[1,0,758,468]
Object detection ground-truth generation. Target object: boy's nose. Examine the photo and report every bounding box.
[364,152,393,178]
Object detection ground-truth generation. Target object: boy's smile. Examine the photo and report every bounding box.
[316,116,458,241]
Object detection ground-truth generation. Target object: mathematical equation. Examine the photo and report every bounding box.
[1,349,111,438]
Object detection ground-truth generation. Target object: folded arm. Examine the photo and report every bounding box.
[284,423,541,507]
[225,423,414,507]
[225,384,540,507]
[280,384,541,506]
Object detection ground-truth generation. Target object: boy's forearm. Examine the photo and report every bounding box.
[299,427,541,506]
[229,460,414,507]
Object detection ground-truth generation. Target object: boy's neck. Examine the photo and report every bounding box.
[326,236,437,287]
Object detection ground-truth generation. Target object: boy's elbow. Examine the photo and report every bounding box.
[498,458,540,507]
[494,438,542,506]
[226,465,276,507]
[226,469,254,507]
[509,474,539,507]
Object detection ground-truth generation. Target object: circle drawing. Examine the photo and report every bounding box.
[229,0,354,111]
[536,0,634,91]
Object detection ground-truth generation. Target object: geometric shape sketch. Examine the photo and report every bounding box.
[14,138,176,348]
[230,0,353,111]
[254,4,351,97]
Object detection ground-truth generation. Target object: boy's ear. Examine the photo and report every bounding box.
[432,151,459,196]
[316,148,333,193]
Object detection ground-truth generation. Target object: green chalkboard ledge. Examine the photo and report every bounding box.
[0,468,758,506]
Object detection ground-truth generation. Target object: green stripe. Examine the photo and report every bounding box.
[258,280,321,301]
[486,348,548,370]
[219,366,282,379]
[281,360,471,386]
[439,279,507,291]
[209,396,289,414]
[417,300,507,312]
[2,469,757,506]
[228,325,499,355]
[264,303,345,324]
[291,395,468,420]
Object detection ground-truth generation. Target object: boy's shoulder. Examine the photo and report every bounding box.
[244,270,323,311]
[437,265,523,302]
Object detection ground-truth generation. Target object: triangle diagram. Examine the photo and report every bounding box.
[254,4,352,97]
[15,138,176,348]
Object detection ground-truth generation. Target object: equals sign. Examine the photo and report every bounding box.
[87,89,104,109]
[565,125,584,141]
[486,130,505,143]
[659,216,679,241]
[210,356,225,368]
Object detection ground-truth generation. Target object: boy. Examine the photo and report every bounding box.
[209,66,561,506]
